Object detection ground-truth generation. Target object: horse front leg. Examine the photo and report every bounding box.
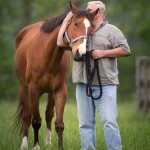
[54,83,67,150]
[45,93,55,147]
[29,84,41,150]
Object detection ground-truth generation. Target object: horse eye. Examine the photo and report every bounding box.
[92,24,95,28]
[74,22,78,26]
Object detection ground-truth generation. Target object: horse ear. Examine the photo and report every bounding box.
[91,8,99,17]
[69,0,77,14]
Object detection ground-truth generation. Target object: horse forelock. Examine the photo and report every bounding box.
[41,12,68,33]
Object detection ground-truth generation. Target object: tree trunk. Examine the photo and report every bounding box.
[23,0,32,26]
[136,56,150,113]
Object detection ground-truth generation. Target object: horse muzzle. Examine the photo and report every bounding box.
[73,49,86,62]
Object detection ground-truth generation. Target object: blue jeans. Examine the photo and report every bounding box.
[76,83,122,150]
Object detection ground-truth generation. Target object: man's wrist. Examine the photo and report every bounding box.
[103,50,108,57]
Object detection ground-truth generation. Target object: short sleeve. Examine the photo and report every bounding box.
[111,28,131,54]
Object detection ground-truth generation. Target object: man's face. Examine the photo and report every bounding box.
[87,4,98,13]
[87,4,101,21]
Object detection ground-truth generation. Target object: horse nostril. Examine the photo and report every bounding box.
[81,54,86,60]
[74,49,86,61]
[76,49,80,58]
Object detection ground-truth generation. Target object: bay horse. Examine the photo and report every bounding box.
[14,1,98,150]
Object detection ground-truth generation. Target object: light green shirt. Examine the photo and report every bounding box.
[72,22,131,85]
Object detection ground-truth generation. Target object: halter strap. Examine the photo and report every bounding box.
[64,31,87,45]
[71,36,87,43]
[64,31,71,43]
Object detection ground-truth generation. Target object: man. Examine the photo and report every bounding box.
[57,1,131,150]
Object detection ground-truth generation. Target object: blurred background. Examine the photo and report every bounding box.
[0,0,150,149]
[0,0,149,101]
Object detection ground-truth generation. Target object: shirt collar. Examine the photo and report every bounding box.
[93,21,108,33]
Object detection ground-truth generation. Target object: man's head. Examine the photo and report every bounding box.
[64,1,99,61]
[87,1,106,20]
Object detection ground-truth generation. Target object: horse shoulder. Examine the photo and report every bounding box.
[15,22,43,49]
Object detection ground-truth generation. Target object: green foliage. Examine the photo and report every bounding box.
[105,0,150,97]
[0,0,149,100]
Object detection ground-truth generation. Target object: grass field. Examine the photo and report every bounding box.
[0,98,150,150]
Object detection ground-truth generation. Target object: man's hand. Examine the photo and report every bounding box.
[92,50,106,59]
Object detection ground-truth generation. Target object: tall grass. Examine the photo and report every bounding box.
[0,98,150,150]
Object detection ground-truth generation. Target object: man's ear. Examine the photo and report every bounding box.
[69,1,78,14]
[91,8,99,17]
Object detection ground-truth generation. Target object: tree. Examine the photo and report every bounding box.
[0,0,149,100]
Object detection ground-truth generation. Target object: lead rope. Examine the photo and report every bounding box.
[86,50,103,100]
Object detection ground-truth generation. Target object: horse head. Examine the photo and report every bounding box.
[64,1,99,61]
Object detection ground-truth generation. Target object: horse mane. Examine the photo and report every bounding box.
[41,10,93,33]
[41,12,68,33]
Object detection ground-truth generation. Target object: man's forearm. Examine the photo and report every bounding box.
[103,47,130,57]
[57,12,73,47]
[92,47,130,59]
[57,21,69,47]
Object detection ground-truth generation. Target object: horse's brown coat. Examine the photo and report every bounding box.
[14,1,97,149]
[15,19,70,148]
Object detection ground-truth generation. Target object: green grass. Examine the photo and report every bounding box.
[0,99,150,150]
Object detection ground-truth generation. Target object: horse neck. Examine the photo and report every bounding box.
[44,26,64,66]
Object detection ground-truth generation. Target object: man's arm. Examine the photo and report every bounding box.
[57,12,73,47]
[92,47,130,59]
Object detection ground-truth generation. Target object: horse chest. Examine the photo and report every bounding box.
[37,69,64,92]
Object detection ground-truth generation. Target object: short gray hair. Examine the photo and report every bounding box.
[87,1,106,18]
[87,1,106,11]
